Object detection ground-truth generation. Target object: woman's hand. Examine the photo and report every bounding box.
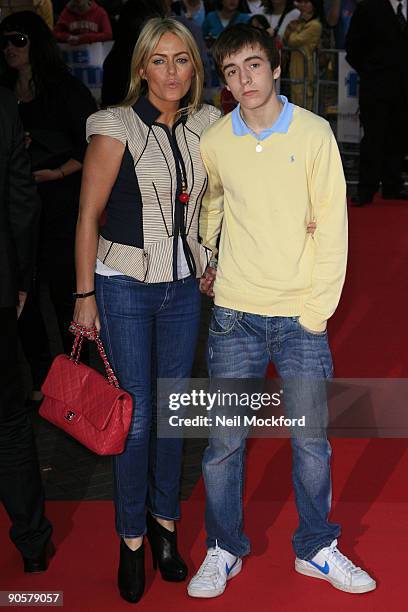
[73,296,100,332]
[17,291,27,319]
[24,131,32,149]
[284,19,300,36]
[32,168,62,183]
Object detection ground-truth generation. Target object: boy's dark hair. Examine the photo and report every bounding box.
[212,24,280,83]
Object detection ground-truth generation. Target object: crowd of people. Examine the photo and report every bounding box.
[0,0,365,117]
[0,0,361,50]
[1,0,407,606]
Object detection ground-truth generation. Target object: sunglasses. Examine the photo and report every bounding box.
[0,33,29,50]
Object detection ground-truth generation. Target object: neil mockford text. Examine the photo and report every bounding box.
[167,414,306,428]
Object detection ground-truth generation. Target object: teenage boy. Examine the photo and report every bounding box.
[187,24,376,598]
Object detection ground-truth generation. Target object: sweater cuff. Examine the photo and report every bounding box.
[298,311,327,333]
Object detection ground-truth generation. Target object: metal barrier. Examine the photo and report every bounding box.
[279,46,309,111]
[313,48,360,185]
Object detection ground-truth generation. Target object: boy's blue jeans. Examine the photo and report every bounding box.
[203,306,341,560]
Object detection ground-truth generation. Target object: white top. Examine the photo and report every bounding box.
[246,0,265,13]
[219,16,230,27]
[389,0,407,16]
[265,8,301,37]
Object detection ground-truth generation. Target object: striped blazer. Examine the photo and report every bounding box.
[86,97,221,283]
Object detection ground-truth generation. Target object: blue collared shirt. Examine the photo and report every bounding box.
[231,95,295,141]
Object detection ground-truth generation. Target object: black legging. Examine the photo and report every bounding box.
[0,307,52,558]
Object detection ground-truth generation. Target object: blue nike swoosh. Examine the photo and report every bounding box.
[225,558,238,576]
[308,560,330,575]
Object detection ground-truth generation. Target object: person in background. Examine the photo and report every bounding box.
[164,0,213,86]
[202,0,251,40]
[325,0,356,49]
[74,17,220,604]
[244,0,266,13]
[248,12,271,29]
[54,0,112,45]
[101,0,165,107]
[0,11,97,403]
[34,0,54,29]
[346,0,408,205]
[181,0,207,25]
[0,87,54,575]
[262,0,300,38]
[284,0,322,109]
[96,0,124,38]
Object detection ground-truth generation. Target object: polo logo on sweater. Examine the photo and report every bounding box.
[290,155,296,162]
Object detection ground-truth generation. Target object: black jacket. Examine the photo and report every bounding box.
[0,88,40,308]
[345,0,408,101]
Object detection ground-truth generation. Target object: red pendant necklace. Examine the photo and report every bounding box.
[178,178,190,205]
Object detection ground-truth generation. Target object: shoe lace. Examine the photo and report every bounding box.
[328,542,361,574]
[197,547,222,579]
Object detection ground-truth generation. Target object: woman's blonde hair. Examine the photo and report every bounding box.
[122,17,204,115]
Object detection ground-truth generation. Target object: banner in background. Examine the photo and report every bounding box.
[58,41,113,103]
[337,50,361,143]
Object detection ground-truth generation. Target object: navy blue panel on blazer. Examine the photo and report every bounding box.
[100,145,144,248]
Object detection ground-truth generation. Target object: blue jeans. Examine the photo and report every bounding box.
[203,307,341,560]
[95,274,200,538]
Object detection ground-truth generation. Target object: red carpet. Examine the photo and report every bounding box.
[1,197,408,610]
[329,195,408,377]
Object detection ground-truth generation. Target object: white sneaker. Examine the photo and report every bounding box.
[295,539,376,594]
[187,542,242,598]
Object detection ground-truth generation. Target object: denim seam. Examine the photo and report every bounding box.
[266,317,274,362]
[147,510,181,521]
[298,534,340,561]
[120,528,147,539]
[208,318,237,336]
[212,540,248,558]
[98,278,126,537]
[156,282,170,313]
[236,443,244,542]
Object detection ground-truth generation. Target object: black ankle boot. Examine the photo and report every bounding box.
[146,513,187,582]
[23,540,55,573]
[118,539,145,603]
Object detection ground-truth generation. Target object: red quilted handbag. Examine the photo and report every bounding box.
[39,322,133,455]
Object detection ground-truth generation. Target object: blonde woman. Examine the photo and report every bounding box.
[74,17,220,604]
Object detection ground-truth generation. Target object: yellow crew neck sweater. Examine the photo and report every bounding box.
[199,105,348,333]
